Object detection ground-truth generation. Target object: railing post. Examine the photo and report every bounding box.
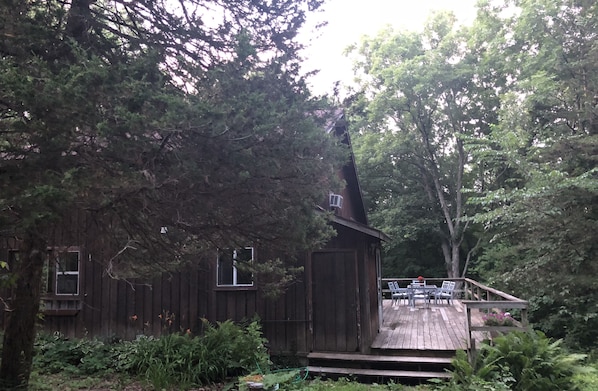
[465,304,476,362]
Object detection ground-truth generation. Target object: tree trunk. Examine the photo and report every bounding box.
[441,237,461,278]
[451,238,460,278]
[0,233,46,390]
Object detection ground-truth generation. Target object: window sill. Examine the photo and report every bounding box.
[214,285,257,292]
[43,309,80,316]
[42,297,82,316]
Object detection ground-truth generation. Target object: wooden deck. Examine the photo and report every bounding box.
[307,299,491,382]
[372,299,489,351]
[307,280,527,382]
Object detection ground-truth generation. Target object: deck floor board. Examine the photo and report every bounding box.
[372,300,489,351]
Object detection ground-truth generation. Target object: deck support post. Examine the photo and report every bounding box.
[465,304,477,363]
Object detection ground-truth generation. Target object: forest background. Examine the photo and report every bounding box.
[345,0,597,352]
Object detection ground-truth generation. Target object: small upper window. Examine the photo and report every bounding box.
[217,247,254,287]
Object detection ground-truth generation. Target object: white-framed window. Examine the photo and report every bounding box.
[6,248,81,296]
[217,247,254,287]
[47,249,80,295]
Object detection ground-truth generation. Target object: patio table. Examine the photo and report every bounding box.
[408,284,437,308]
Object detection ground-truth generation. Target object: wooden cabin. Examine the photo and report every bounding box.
[0,110,388,359]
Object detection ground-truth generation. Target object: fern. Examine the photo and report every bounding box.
[450,331,594,391]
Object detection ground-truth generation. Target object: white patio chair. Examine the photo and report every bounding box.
[388,281,409,306]
[434,281,456,305]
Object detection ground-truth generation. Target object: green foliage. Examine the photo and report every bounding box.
[574,361,598,391]
[450,331,593,391]
[348,10,498,279]
[249,257,304,299]
[23,354,598,391]
[33,333,118,376]
[349,0,598,350]
[32,319,270,389]
[483,312,515,327]
[433,375,511,391]
[347,2,597,352]
[121,319,269,388]
[447,349,513,390]
[293,377,412,390]
[465,0,598,350]
[263,370,303,389]
[239,369,304,391]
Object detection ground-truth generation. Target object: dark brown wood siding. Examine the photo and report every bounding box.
[40,262,214,338]
[1,222,381,358]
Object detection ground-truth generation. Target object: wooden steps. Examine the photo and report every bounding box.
[308,352,453,365]
[307,366,451,379]
[307,351,453,383]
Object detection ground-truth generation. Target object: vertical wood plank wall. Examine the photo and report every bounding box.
[1,223,381,357]
[35,255,313,355]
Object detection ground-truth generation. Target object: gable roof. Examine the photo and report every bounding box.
[326,109,369,225]
[323,109,389,241]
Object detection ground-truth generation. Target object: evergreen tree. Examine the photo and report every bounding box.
[0,0,342,387]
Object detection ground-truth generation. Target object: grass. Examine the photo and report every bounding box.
[29,372,141,391]
[28,373,436,391]
[299,378,433,390]
[25,367,598,391]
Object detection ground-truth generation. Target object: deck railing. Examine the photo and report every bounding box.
[381,277,529,354]
[460,278,529,353]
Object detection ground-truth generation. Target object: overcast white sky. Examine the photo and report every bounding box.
[300,0,479,96]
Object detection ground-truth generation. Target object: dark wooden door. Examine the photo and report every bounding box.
[311,251,359,352]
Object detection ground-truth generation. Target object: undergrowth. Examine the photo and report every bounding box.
[24,327,598,391]
[32,318,269,390]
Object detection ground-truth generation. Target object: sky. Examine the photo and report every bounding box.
[300,0,479,96]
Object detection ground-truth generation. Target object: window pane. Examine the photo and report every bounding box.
[237,268,253,285]
[237,248,253,263]
[217,253,233,285]
[42,259,56,293]
[236,248,253,285]
[57,274,78,294]
[46,257,56,294]
[58,252,79,272]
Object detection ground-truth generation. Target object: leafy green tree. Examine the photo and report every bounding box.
[467,0,598,349]
[350,129,446,278]
[347,12,496,278]
[0,0,342,388]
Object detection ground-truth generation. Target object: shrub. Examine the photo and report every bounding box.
[32,318,270,389]
[482,312,515,327]
[34,332,118,376]
[123,318,270,388]
[444,350,512,390]
[450,330,593,391]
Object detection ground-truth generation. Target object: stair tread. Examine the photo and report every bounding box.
[307,365,452,379]
[308,352,453,364]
